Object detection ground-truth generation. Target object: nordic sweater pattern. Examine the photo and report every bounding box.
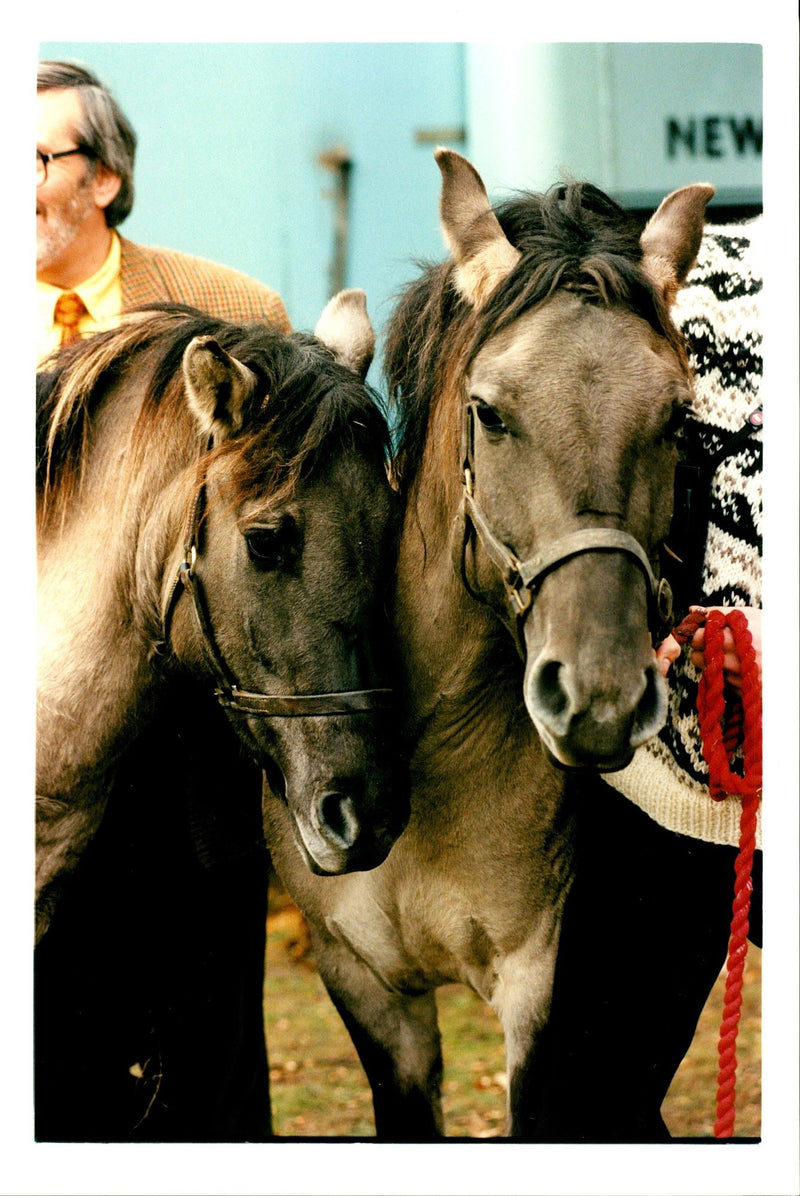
[607,221,763,846]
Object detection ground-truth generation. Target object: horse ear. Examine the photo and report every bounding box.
[182,336,258,441]
[314,289,375,380]
[639,183,716,301]
[435,147,521,309]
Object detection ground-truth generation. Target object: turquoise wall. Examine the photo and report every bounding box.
[40,42,466,360]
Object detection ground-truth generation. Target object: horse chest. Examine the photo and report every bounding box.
[322,818,564,1001]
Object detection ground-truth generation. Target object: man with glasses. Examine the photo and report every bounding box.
[37,60,289,363]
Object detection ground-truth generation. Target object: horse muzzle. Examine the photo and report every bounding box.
[524,648,667,771]
[290,778,408,875]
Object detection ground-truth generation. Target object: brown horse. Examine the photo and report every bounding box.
[36,291,408,946]
[264,151,713,1137]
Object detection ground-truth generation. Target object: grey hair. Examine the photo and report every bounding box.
[38,60,137,227]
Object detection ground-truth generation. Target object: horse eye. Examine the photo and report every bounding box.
[474,400,508,434]
[244,524,292,570]
[661,402,690,443]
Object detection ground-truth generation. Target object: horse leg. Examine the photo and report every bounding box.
[35,791,109,943]
[490,927,563,1139]
[307,923,444,1139]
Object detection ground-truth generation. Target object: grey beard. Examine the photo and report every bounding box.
[37,180,95,273]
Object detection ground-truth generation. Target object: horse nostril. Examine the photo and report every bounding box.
[527,658,573,734]
[630,661,668,746]
[317,790,361,849]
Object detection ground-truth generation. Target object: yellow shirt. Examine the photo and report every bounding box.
[37,232,123,365]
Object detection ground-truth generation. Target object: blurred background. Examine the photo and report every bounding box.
[39,42,762,358]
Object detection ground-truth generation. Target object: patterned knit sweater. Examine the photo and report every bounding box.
[607,220,763,847]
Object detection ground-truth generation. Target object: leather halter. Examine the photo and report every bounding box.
[453,401,674,651]
[161,450,393,718]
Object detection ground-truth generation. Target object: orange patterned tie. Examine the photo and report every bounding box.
[53,291,88,345]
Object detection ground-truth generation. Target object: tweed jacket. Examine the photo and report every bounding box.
[119,236,291,331]
[607,221,763,848]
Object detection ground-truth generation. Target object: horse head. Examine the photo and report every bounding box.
[164,291,408,872]
[436,149,713,770]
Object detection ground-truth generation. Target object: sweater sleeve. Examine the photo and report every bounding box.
[604,221,763,847]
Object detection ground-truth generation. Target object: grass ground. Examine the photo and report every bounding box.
[264,892,761,1139]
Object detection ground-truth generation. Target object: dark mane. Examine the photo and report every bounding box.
[384,182,685,492]
[38,304,390,528]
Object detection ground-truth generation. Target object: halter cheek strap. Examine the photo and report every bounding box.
[455,401,675,649]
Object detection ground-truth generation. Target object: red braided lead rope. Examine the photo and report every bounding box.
[691,609,762,1138]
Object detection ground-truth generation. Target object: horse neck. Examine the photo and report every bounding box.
[394,419,520,724]
[394,472,558,851]
[37,380,198,789]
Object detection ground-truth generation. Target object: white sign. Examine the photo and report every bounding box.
[467,43,762,208]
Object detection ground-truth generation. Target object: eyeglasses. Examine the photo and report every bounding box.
[37,146,96,186]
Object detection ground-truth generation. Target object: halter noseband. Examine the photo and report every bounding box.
[161,451,393,719]
[454,401,674,651]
